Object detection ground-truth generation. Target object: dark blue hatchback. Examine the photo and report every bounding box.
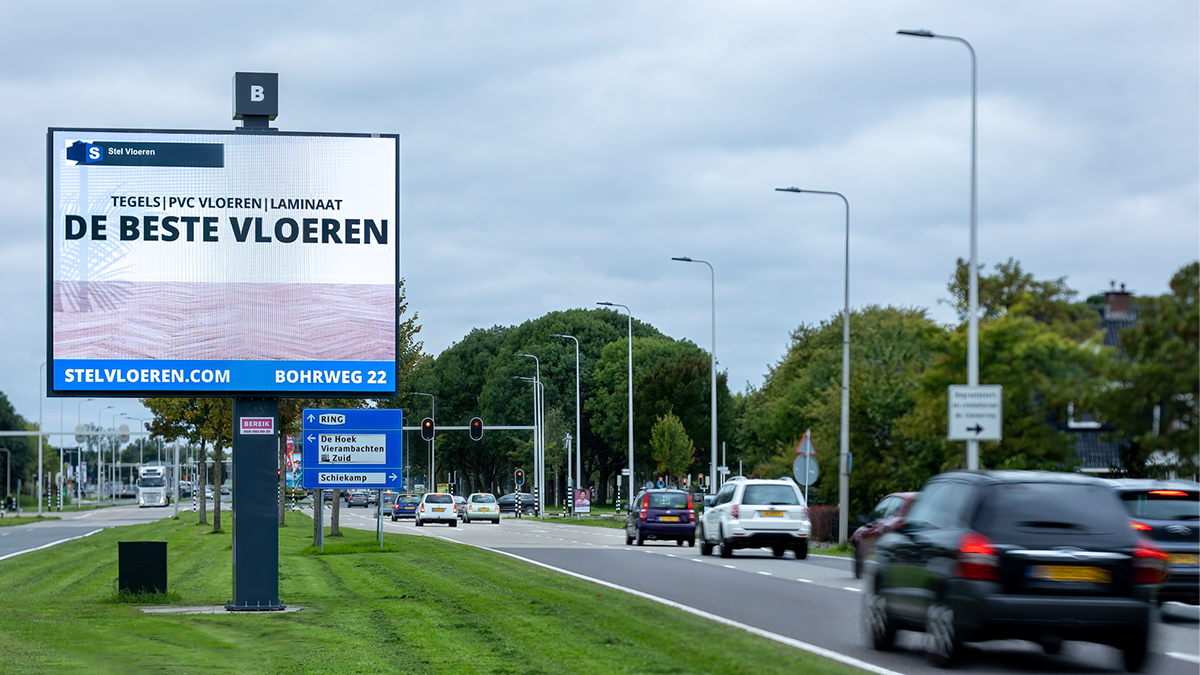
[391,494,419,521]
[625,489,696,547]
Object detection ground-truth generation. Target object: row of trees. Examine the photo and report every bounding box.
[2,263,1194,528]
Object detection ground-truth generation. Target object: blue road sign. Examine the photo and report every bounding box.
[301,408,404,489]
[302,408,404,431]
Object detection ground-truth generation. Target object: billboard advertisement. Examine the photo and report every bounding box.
[47,128,399,397]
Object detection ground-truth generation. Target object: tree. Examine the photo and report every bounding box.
[1100,262,1199,477]
[649,411,694,484]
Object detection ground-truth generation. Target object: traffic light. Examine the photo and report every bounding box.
[469,417,484,442]
[420,417,435,441]
[514,468,525,487]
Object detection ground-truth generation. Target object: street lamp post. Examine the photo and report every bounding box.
[597,302,633,508]
[97,405,113,502]
[410,393,435,489]
[39,362,45,515]
[550,334,582,509]
[671,257,718,493]
[775,187,852,544]
[898,28,980,470]
[515,353,544,514]
[111,411,124,502]
[76,398,94,506]
[512,375,543,504]
[0,448,10,510]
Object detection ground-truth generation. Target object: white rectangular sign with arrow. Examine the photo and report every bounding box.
[947,385,1003,441]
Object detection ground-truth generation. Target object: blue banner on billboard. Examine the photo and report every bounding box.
[53,359,395,393]
[300,408,403,489]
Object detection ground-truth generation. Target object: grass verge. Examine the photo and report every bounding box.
[526,515,626,529]
[0,511,865,675]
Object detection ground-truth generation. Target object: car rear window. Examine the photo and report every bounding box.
[741,485,800,506]
[426,495,453,504]
[975,482,1130,536]
[646,492,689,509]
[471,494,496,503]
[1121,491,1200,521]
[399,496,420,504]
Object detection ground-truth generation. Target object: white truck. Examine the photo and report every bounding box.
[136,466,170,508]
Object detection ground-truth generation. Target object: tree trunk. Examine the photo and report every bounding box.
[330,489,342,536]
[198,439,208,525]
[212,442,223,532]
[313,490,322,545]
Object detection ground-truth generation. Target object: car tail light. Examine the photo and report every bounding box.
[1133,541,1169,584]
[731,504,739,520]
[685,493,694,522]
[419,504,425,513]
[639,493,649,521]
[1130,521,1152,532]
[1148,490,1188,497]
[956,532,999,581]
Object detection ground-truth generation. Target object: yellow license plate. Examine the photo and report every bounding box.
[1030,565,1111,583]
[433,508,445,512]
[761,510,784,517]
[659,516,679,522]
[1168,553,1199,565]
[480,508,491,512]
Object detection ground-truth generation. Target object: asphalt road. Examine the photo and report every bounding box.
[0,502,177,560]
[324,507,1200,675]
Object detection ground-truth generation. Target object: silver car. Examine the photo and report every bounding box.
[699,477,811,559]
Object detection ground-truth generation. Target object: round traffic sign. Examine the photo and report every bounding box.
[74,424,86,445]
[792,454,819,486]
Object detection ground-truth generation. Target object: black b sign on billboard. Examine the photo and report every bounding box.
[233,72,278,124]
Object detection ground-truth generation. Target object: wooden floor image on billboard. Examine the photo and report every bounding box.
[52,281,394,360]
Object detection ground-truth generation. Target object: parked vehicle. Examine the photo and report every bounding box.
[625,489,695,547]
[1107,478,1199,605]
[416,493,458,527]
[464,493,501,524]
[699,477,811,559]
[496,493,536,514]
[851,492,917,578]
[391,494,419,521]
[864,471,1167,671]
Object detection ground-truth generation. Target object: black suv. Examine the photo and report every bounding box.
[864,471,1167,671]
[1107,478,1199,605]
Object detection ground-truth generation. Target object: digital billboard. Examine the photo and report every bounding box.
[47,128,399,397]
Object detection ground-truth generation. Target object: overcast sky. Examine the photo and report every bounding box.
[1,1,1196,438]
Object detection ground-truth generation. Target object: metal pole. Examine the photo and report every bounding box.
[410,393,435,489]
[551,334,582,512]
[671,258,718,494]
[38,362,45,516]
[598,303,634,507]
[897,28,979,470]
[516,354,544,515]
[774,188,852,543]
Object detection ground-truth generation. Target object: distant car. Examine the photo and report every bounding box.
[699,477,811,559]
[865,470,1166,671]
[625,489,695,547]
[1107,478,1199,605]
[497,493,536,514]
[368,490,379,505]
[391,494,420,521]
[347,491,369,508]
[453,495,467,519]
[323,490,335,502]
[464,493,501,524]
[851,492,918,579]
[416,493,458,527]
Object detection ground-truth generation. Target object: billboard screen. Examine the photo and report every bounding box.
[47,128,399,397]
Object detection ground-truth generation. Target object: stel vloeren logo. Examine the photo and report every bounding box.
[66,140,103,164]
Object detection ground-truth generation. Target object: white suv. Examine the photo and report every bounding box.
[699,477,811,559]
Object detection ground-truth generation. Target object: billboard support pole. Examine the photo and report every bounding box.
[227,397,283,611]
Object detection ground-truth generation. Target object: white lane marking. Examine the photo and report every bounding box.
[1167,652,1200,664]
[798,578,813,583]
[432,535,908,675]
[666,554,676,558]
[843,587,862,592]
[723,565,736,569]
[758,571,773,576]
[0,529,103,562]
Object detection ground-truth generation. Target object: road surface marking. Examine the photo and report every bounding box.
[1167,653,1200,664]
[843,587,862,592]
[758,571,773,576]
[723,565,736,569]
[0,529,103,562]
[798,578,813,583]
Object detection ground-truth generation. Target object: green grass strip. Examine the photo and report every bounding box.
[0,512,865,675]
[0,515,61,527]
